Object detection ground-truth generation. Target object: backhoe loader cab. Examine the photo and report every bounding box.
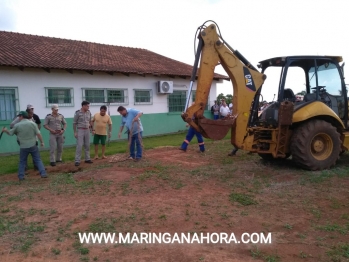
[183,22,349,170]
[255,56,348,129]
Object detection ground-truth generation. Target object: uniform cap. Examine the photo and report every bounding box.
[51,104,59,110]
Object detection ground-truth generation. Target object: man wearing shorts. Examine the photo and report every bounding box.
[91,105,112,159]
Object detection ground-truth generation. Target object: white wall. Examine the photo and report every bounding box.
[0,67,219,117]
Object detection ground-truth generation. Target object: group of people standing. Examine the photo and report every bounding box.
[72,102,143,165]
[211,99,233,119]
[2,101,144,181]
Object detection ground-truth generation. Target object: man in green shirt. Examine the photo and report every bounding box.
[2,111,48,181]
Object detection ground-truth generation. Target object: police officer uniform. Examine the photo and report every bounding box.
[73,109,92,165]
[44,106,67,165]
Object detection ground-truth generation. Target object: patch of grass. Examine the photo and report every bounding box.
[250,246,263,259]
[79,247,89,255]
[73,241,90,255]
[284,223,293,230]
[341,213,349,220]
[51,248,61,255]
[264,254,281,262]
[297,233,307,239]
[121,182,130,195]
[317,223,348,235]
[229,192,257,206]
[88,218,115,233]
[329,198,342,209]
[138,171,154,182]
[80,256,89,261]
[15,235,35,253]
[310,208,322,220]
[327,243,349,260]
[7,193,25,202]
[1,208,10,213]
[173,180,185,189]
[158,214,167,220]
[299,251,308,258]
[250,247,280,262]
[304,170,334,184]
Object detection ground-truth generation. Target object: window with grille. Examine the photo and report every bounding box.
[82,88,128,105]
[191,90,210,110]
[45,88,74,107]
[108,90,125,103]
[134,89,152,105]
[85,89,104,103]
[0,87,19,121]
[168,90,187,112]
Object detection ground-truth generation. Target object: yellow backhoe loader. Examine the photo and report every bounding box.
[182,21,349,170]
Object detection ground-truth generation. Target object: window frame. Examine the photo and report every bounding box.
[168,90,187,112]
[0,86,19,121]
[45,87,74,107]
[82,88,129,106]
[191,90,210,110]
[134,89,153,105]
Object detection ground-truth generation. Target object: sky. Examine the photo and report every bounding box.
[1,0,349,102]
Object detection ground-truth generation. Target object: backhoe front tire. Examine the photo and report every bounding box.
[290,120,341,170]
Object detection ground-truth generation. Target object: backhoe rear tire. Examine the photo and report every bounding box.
[290,120,341,170]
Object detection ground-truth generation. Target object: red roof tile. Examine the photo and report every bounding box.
[0,31,229,80]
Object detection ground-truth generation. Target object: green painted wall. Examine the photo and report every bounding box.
[0,111,213,154]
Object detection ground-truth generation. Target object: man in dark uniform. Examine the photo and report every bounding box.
[44,104,67,166]
[73,101,93,166]
[27,104,41,129]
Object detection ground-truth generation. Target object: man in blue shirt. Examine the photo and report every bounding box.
[117,106,143,161]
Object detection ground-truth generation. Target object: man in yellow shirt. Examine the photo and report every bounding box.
[91,106,112,159]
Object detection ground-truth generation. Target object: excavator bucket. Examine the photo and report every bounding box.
[198,115,237,140]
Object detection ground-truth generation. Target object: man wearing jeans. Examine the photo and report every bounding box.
[2,111,47,181]
[117,106,143,162]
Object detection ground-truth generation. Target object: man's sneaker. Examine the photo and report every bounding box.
[134,158,141,162]
[56,160,63,163]
[85,160,93,164]
[179,148,186,152]
[19,177,25,181]
[75,162,80,166]
[41,175,48,178]
[200,150,205,153]
[127,156,134,160]
[50,162,56,166]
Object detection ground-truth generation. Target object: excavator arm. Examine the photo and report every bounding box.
[182,23,266,148]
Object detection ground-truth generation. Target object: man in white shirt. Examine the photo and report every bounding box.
[220,101,230,118]
[229,102,233,114]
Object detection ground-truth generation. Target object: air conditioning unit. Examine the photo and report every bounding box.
[157,81,173,94]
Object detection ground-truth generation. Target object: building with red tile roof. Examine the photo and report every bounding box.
[0,30,228,154]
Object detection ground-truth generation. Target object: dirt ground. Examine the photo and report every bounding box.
[1,144,349,262]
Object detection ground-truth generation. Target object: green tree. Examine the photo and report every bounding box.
[216,93,226,104]
[225,94,233,105]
